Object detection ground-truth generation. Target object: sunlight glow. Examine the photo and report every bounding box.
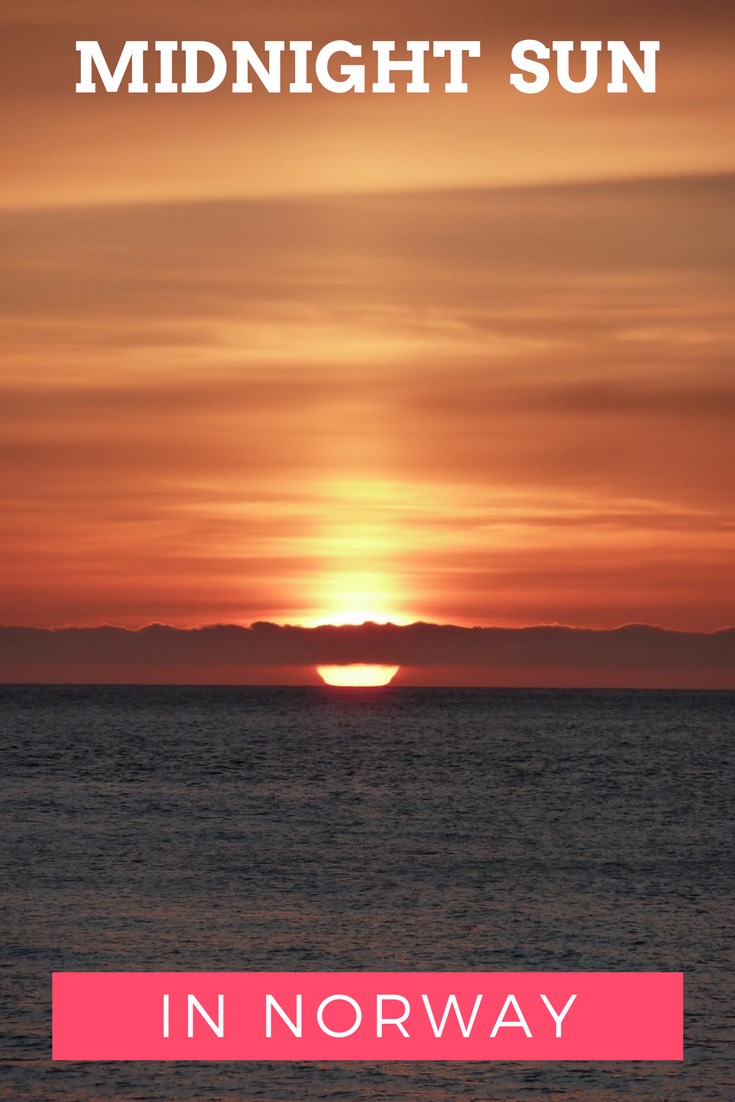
[316,664,400,687]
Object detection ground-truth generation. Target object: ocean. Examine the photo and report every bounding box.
[1,685,733,1100]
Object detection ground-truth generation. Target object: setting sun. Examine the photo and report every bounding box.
[316,664,400,687]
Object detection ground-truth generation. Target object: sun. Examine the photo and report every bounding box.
[316,664,400,687]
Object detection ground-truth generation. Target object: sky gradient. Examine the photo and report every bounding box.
[1,1,734,682]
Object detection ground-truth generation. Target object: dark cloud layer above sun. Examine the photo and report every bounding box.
[1,623,733,688]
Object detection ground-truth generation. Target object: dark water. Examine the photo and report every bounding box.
[1,686,733,1100]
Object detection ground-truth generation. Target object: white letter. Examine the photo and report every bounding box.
[421,993,483,1038]
[187,994,224,1038]
[432,41,481,93]
[162,993,169,1038]
[509,39,550,94]
[373,41,430,93]
[232,41,284,92]
[76,41,148,93]
[315,41,365,93]
[265,994,302,1037]
[540,993,577,1038]
[317,994,362,1038]
[490,994,532,1038]
[289,41,313,92]
[607,41,659,93]
[155,41,178,93]
[553,41,601,94]
[376,994,411,1037]
[181,41,227,94]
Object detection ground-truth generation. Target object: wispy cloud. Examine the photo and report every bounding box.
[1,178,733,628]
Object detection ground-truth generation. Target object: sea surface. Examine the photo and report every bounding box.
[1,686,733,1101]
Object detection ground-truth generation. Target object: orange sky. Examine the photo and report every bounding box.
[1,1,734,636]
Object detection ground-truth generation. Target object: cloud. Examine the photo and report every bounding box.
[1,622,733,688]
[3,2,734,208]
[1,178,733,630]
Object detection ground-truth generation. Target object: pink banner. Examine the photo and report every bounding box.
[52,971,682,1061]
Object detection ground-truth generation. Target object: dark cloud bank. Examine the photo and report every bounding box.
[1,623,733,688]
